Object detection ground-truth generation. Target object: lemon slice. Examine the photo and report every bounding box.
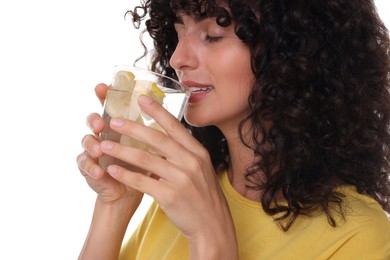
[128,80,166,121]
[104,70,135,118]
[104,89,132,118]
[112,71,135,91]
[134,80,166,104]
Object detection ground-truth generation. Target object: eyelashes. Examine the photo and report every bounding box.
[204,35,223,43]
[173,22,228,44]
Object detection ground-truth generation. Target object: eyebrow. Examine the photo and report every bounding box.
[173,11,188,24]
[174,15,184,24]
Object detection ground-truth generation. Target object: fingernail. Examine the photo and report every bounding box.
[138,94,152,104]
[87,119,100,130]
[111,118,125,127]
[92,119,100,129]
[107,165,118,175]
[101,141,114,151]
[91,167,102,178]
[92,144,101,154]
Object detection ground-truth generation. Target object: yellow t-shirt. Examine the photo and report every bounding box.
[120,170,390,259]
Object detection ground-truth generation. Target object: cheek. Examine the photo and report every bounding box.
[216,45,253,86]
[225,64,254,116]
[222,55,254,102]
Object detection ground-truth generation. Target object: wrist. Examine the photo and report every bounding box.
[188,227,238,260]
[78,196,141,260]
[95,193,140,215]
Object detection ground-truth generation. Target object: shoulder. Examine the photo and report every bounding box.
[337,185,389,226]
[281,186,390,259]
[329,186,390,258]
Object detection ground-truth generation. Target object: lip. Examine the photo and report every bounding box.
[182,81,213,103]
[182,80,208,87]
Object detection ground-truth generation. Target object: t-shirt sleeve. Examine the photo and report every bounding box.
[329,215,390,259]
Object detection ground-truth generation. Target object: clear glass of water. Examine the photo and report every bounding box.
[99,65,190,172]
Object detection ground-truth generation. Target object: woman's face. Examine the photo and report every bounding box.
[170,14,254,130]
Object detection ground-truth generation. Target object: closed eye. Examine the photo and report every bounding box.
[204,35,223,43]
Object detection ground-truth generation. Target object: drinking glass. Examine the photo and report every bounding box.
[99,65,190,172]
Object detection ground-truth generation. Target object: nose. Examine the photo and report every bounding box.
[169,35,198,72]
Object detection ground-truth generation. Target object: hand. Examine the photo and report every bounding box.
[95,83,109,106]
[77,83,143,205]
[100,95,238,258]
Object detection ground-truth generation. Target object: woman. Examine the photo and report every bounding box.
[77,0,390,259]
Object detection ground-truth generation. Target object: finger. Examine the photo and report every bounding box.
[107,117,213,183]
[106,118,198,175]
[106,164,168,198]
[81,134,103,158]
[95,83,110,106]
[77,152,105,179]
[100,139,180,181]
[137,95,204,152]
[86,113,105,135]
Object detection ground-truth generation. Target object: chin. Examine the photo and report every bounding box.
[183,112,211,128]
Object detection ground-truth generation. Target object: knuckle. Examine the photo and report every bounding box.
[137,150,154,165]
[86,113,104,134]
[198,147,211,161]
[86,113,97,126]
[164,118,182,133]
[177,172,193,187]
[81,134,94,149]
[187,156,204,172]
[82,135,101,157]
[130,173,144,189]
[161,189,179,208]
[81,135,88,148]
[151,131,168,145]
[77,153,92,177]
[77,153,87,169]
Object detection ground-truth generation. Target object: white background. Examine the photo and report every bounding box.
[0,1,388,259]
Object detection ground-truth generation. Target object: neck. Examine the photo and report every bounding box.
[219,123,263,201]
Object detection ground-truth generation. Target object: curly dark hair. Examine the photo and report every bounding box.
[127,0,390,230]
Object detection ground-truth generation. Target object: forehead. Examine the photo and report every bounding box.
[169,0,231,28]
[170,0,229,19]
